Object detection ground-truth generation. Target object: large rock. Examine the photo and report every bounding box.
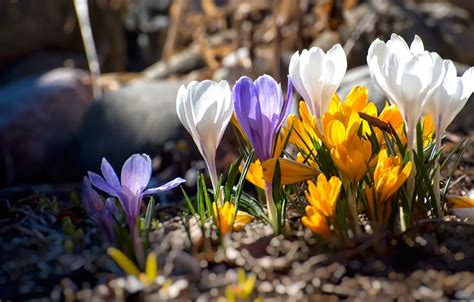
[78,80,184,173]
[0,68,94,185]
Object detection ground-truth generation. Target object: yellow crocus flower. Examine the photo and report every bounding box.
[213,202,253,235]
[301,174,342,238]
[377,103,434,147]
[107,247,158,286]
[245,159,266,190]
[328,86,378,136]
[286,101,320,155]
[330,135,372,182]
[373,149,412,201]
[365,149,412,224]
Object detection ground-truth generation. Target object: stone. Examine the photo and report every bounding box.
[0,68,93,184]
[77,79,184,174]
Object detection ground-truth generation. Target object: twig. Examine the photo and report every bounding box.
[73,0,102,99]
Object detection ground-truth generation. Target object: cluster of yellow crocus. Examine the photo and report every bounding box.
[234,83,437,237]
[301,174,342,238]
[321,88,373,182]
[213,202,254,235]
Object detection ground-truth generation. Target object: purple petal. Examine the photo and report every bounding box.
[120,154,152,195]
[82,177,105,214]
[95,212,116,242]
[117,185,136,224]
[105,197,120,220]
[88,172,121,198]
[233,76,267,160]
[143,177,187,195]
[100,158,122,192]
[276,76,293,131]
[255,75,283,123]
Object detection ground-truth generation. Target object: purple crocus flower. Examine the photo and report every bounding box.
[87,154,185,231]
[82,177,119,242]
[233,75,293,162]
[233,75,292,233]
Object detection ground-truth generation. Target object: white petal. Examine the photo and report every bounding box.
[289,51,313,112]
[326,44,347,85]
[176,85,191,134]
[461,67,474,99]
[387,34,410,59]
[301,47,325,117]
[410,35,424,54]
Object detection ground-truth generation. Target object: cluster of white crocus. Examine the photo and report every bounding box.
[367,34,473,151]
[289,44,347,130]
[176,80,233,194]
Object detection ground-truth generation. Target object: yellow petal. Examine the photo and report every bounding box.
[344,86,368,112]
[261,158,319,185]
[243,160,266,189]
[107,247,141,277]
[448,195,474,208]
[145,252,158,282]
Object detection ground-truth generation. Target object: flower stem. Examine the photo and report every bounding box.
[264,182,279,234]
[204,157,220,204]
[348,181,361,237]
[433,127,443,217]
[406,121,417,210]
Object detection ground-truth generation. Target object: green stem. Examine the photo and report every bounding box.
[264,182,279,234]
[433,127,443,217]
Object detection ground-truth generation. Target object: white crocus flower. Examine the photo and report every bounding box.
[176,80,233,193]
[423,60,473,212]
[289,44,347,129]
[424,61,474,150]
[367,34,446,150]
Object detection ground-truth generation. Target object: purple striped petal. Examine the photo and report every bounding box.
[82,177,105,214]
[120,154,152,195]
[88,172,121,198]
[234,76,268,160]
[100,158,122,193]
[255,75,283,123]
[276,77,293,131]
[143,177,186,195]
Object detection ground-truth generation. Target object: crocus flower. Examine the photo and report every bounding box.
[233,75,293,162]
[82,177,118,242]
[424,60,474,150]
[289,44,347,127]
[233,74,293,232]
[212,202,253,235]
[330,135,372,182]
[88,154,185,231]
[107,247,158,287]
[367,34,445,149]
[225,269,257,301]
[286,101,320,161]
[176,80,233,193]
[365,149,412,225]
[302,174,342,238]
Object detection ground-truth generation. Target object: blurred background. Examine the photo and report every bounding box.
[0,0,473,188]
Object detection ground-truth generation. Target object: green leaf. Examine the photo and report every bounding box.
[238,191,266,221]
[143,197,155,240]
[233,150,255,222]
[181,187,196,216]
[225,155,243,203]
